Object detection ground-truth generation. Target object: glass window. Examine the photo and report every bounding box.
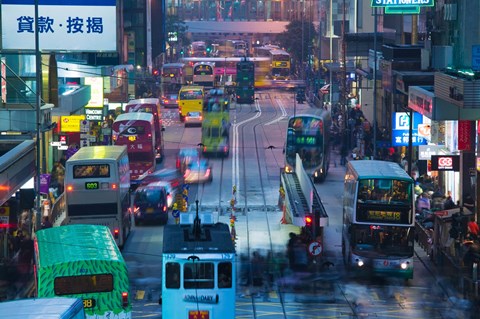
[217,262,232,288]
[357,179,412,204]
[73,164,110,178]
[165,262,180,289]
[184,262,214,289]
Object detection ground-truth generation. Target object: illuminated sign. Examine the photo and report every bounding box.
[85,77,104,108]
[371,0,434,7]
[85,108,103,121]
[367,210,401,222]
[391,112,427,147]
[295,136,317,145]
[60,115,85,133]
[430,155,460,171]
[85,182,99,190]
[1,0,117,51]
[273,61,289,68]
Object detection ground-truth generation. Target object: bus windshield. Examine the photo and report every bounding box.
[357,178,412,205]
[351,224,414,257]
[180,90,203,99]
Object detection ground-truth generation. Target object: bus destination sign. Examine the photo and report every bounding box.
[85,182,100,190]
[367,210,401,222]
[371,0,434,7]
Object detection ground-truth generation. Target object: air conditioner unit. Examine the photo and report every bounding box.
[432,46,453,70]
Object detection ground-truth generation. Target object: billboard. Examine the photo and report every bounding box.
[391,112,428,147]
[1,0,116,51]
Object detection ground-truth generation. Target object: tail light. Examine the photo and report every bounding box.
[148,133,152,140]
[114,228,120,238]
[203,146,207,152]
[205,168,211,177]
[122,292,129,307]
[66,185,73,192]
[163,206,167,212]
[111,183,117,190]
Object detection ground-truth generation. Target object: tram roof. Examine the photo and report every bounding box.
[163,222,235,254]
[348,160,413,181]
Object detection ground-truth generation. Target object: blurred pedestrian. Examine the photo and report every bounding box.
[41,216,53,229]
[287,232,297,269]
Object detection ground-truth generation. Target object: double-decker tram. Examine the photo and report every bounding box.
[284,107,331,182]
[269,48,291,80]
[64,145,131,247]
[201,90,230,157]
[35,224,132,318]
[192,62,215,88]
[112,112,156,185]
[342,160,415,279]
[179,57,271,86]
[161,213,236,319]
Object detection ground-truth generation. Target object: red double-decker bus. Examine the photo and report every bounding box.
[125,98,164,162]
[112,112,156,184]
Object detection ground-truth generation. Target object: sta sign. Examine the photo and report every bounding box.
[371,0,434,7]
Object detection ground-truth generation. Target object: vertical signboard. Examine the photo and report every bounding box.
[458,120,472,151]
[84,77,104,108]
[1,0,117,51]
[1,58,6,103]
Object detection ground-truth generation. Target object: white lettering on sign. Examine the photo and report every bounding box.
[183,294,218,304]
[373,0,432,5]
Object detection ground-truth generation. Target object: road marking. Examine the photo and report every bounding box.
[232,99,262,192]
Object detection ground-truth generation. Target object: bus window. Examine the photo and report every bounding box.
[165,262,180,289]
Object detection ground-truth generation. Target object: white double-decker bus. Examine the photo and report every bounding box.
[64,145,132,247]
[342,160,415,279]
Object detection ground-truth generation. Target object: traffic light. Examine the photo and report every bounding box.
[152,69,159,76]
[305,215,313,228]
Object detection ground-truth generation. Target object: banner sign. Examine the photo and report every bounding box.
[430,155,460,171]
[391,112,428,147]
[40,174,51,194]
[458,120,472,151]
[1,0,117,51]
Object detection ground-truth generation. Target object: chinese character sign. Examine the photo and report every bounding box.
[391,112,428,147]
[1,0,116,51]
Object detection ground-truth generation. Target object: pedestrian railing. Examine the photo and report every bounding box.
[51,193,65,225]
[415,221,433,259]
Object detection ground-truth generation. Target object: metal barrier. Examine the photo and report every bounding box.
[415,221,433,259]
[50,193,65,225]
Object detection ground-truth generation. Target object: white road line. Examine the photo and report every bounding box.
[264,98,288,126]
[232,101,262,193]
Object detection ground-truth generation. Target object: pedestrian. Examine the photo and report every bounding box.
[468,217,479,240]
[251,251,264,287]
[340,143,347,166]
[287,232,297,269]
[416,192,431,212]
[464,193,475,212]
[41,216,53,229]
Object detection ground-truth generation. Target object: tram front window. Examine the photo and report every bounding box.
[165,262,180,289]
[184,262,214,289]
[218,262,232,288]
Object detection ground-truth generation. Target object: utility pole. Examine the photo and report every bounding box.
[341,0,349,148]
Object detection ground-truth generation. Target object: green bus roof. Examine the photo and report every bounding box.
[348,160,413,181]
[35,224,124,268]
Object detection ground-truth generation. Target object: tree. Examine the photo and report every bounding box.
[276,20,317,68]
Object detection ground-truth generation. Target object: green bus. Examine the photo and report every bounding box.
[34,224,131,319]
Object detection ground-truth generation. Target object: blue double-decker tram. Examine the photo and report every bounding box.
[161,212,236,319]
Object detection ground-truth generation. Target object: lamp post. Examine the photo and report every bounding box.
[34,0,42,231]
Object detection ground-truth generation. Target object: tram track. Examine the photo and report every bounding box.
[235,91,290,319]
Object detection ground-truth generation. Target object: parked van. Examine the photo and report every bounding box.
[133,181,178,225]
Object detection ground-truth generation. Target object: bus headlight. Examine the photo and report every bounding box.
[400,262,409,270]
[356,259,364,267]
